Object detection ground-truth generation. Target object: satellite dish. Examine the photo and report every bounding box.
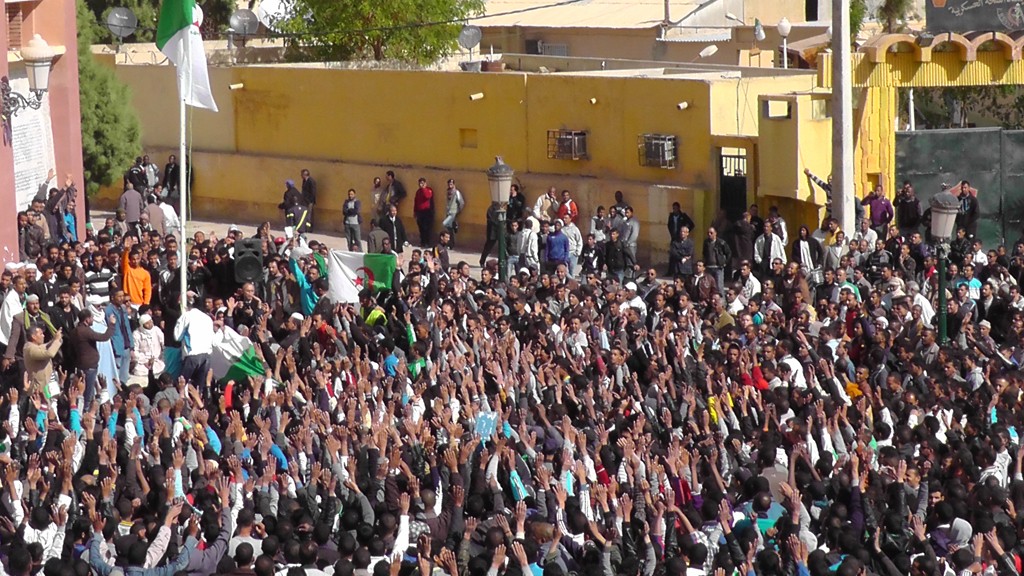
[458,25,482,50]
[699,44,719,58]
[256,0,291,31]
[105,7,138,40]
[230,9,259,35]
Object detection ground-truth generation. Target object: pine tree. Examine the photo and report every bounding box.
[77,0,142,196]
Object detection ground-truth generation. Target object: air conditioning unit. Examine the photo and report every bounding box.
[638,134,677,169]
[548,130,588,160]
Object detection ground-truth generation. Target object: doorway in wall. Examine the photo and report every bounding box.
[720,149,748,222]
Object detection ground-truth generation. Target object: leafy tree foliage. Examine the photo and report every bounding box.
[77,0,142,196]
[275,0,485,64]
[84,0,234,44]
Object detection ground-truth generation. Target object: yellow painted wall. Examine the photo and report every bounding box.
[709,75,819,137]
[100,65,739,264]
[852,86,897,199]
[96,149,706,265]
[112,64,237,152]
[757,94,833,242]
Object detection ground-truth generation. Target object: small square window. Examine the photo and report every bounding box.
[547,130,588,160]
[763,100,792,119]
[638,134,677,169]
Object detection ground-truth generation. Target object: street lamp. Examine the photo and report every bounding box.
[2,34,55,141]
[929,189,959,345]
[486,156,513,282]
[777,17,792,69]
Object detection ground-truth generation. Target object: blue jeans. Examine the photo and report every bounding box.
[344,224,362,251]
[567,254,578,277]
[84,368,99,408]
[709,266,726,295]
[114,354,130,386]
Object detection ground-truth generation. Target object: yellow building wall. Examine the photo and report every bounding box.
[852,86,897,199]
[99,65,725,264]
[757,94,833,242]
[112,64,238,153]
[709,75,820,137]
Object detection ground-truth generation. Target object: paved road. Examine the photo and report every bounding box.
[91,210,486,277]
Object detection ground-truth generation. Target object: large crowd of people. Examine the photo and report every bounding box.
[4,163,1024,576]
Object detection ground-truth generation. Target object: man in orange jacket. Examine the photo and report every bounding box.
[120,236,152,306]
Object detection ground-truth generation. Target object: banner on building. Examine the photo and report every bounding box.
[10,69,56,211]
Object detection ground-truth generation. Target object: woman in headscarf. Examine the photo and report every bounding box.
[132,313,165,379]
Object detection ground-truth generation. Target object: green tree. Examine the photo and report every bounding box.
[276,0,485,64]
[85,0,234,44]
[77,0,142,196]
[877,0,914,33]
[851,0,868,38]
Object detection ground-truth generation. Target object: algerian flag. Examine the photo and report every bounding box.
[754,19,766,41]
[210,325,264,382]
[327,250,397,304]
[156,0,218,111]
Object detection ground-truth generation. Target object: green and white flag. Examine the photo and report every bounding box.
[210,326,263,382]
[327,250,397,304]
[156,0,218,111]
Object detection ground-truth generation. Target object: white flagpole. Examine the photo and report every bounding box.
[179,30,189,313]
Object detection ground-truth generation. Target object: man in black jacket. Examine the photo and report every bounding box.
[301,169,317,229]
[378,204,408,251]
[702,226,732,295]
[895,182,922,238]
[956,181,980,239]
[604,228,636,282]
[667,203,695,244]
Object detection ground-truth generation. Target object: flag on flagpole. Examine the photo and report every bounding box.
[210,325,263,382]
[157,0,218,111]
[327,251,397,304]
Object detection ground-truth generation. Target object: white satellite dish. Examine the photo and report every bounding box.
[230,8,260,35]
[458,25,482,50]
[256,0,291,31]
[105,7,138,40]
[699,44,719,58]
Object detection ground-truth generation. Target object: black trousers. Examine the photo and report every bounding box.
[416,211,434,246]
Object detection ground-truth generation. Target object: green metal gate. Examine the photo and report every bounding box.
[895,128,1024,247]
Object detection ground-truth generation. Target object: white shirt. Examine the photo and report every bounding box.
[174,308,215,356]
[853,227,877,246]
[159,202,180,233]
[563,222,583,256]
[0,290,24,346]
[741,274,762,300]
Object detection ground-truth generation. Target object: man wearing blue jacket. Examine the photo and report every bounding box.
[545,219,570,274]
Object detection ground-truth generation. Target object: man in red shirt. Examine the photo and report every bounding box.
[413,177,434,247]
[557,189,579,223]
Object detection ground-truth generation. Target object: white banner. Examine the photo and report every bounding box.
[9,66,56,211]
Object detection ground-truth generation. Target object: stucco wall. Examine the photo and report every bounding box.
[96,62,831,264]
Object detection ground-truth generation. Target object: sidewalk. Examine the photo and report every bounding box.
[90,210,486,276]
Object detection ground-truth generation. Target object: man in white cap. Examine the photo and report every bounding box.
[3,293,56,372]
